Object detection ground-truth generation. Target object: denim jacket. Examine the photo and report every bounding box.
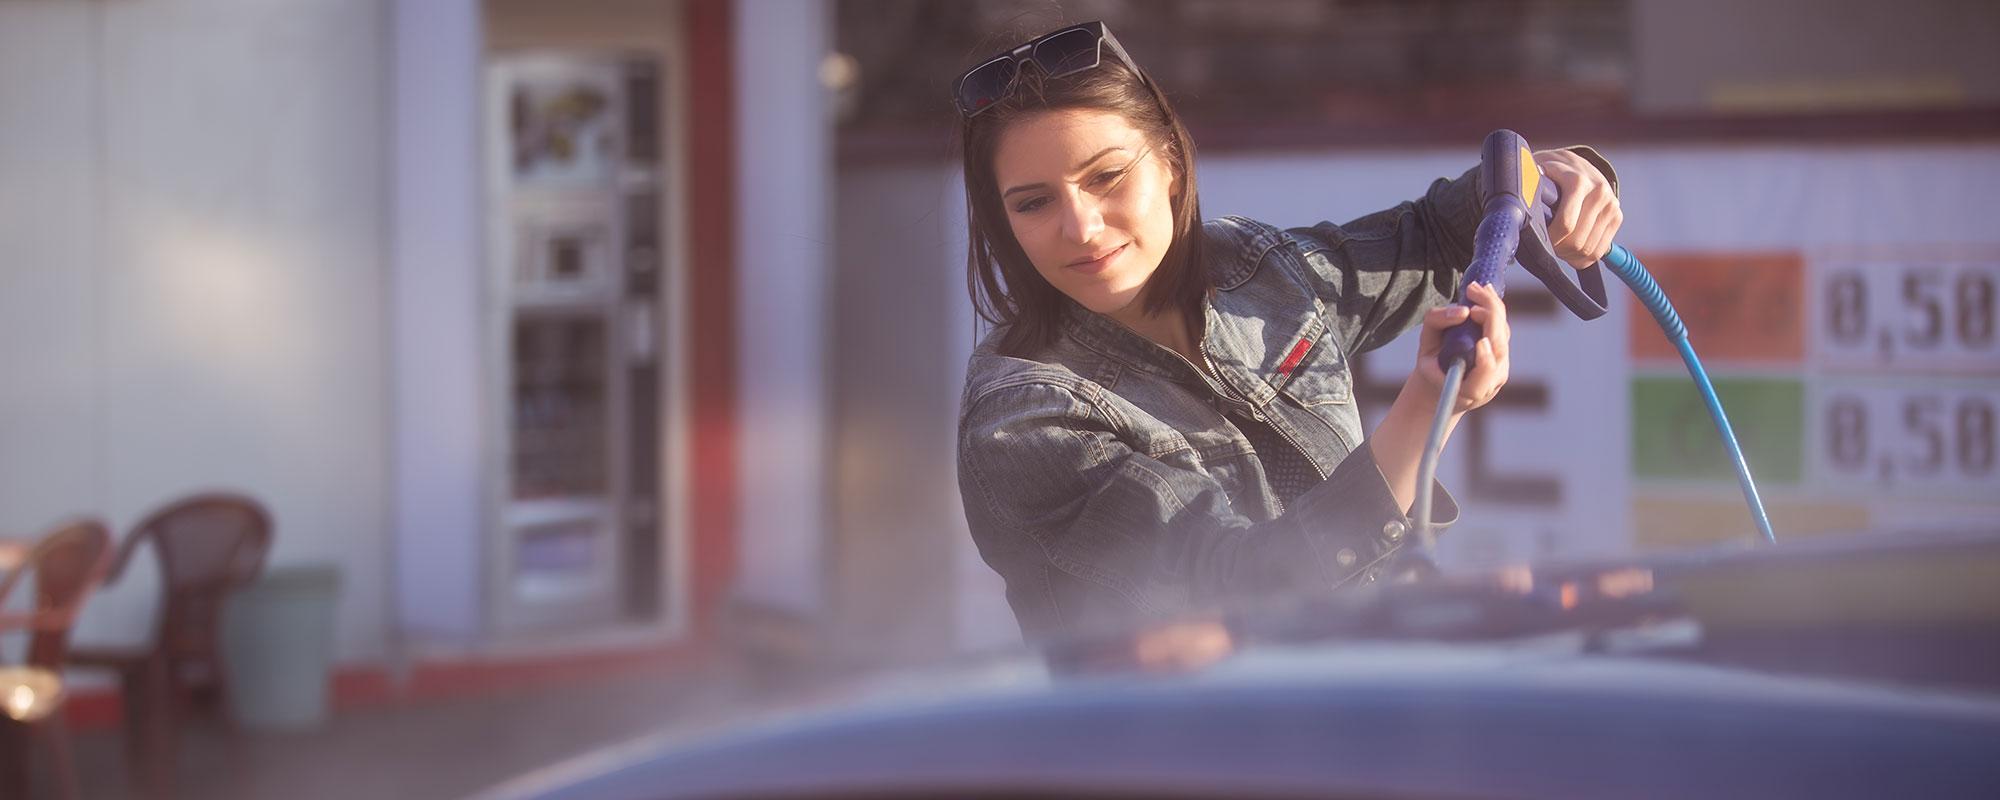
[958,150,1614,643]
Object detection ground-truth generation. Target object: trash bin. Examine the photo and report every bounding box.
[220,564,342,731]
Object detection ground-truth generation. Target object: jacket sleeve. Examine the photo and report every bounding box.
[1287,145,1618,357]
[958,380,1453,643]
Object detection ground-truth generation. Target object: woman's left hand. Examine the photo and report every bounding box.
[1533,149,1622,271]
[1411,281,1511,416]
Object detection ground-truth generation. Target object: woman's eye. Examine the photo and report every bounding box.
[1013,196,1049,214]
[1090,169,1129,189]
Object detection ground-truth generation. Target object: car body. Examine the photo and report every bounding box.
[485,528,2000,799]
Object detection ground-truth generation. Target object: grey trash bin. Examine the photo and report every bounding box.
[220,564,342,731]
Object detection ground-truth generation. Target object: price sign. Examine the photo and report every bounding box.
[1813,258,2000,374]
[1810,379,2000,497]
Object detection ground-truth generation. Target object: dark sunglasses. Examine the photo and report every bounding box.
[954,21,1144,118]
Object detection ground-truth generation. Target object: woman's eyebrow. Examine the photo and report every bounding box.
[1001,146,1129,198]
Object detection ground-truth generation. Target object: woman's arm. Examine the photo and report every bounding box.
[1286,146,1619,357]
[1367,281,1510,512]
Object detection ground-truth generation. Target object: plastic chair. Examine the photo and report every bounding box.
[0,517,112,800]
[68,493,272,797]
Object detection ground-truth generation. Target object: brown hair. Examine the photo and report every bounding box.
[959,52,1205,357]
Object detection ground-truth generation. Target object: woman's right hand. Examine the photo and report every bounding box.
[1410,281,1512,416]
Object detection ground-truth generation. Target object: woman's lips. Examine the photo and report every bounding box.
[1067,243,1129,275]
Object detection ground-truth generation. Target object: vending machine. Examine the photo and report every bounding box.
[485,55,667,633]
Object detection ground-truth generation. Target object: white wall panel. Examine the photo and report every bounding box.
[734,0,832,615]
[0,0,394,661]
[392,0,486,644]
[0,6,100,534]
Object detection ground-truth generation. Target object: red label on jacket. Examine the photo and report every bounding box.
[1278,337,1313,375]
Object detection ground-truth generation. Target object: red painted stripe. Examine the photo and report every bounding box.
[1278,337,1313,375]
[396,641,708,702]
[61,641,713,731]
[62,690,121,730]
[685,0,739,633]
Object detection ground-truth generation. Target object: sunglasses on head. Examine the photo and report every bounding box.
[954,21,1144,118]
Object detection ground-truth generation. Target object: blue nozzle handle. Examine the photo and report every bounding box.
[1438,201,1524,370]
[1440,130,1619,372]
[1439,130,1535,371]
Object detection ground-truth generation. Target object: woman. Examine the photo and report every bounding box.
[954,21,1621,643]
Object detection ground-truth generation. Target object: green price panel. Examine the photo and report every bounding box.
[1632,376,1804,483]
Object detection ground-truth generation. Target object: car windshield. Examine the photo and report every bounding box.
[2,2,1995,799]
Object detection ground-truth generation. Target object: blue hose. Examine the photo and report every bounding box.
[1604,244,1777,545]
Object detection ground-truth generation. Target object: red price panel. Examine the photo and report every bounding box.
[1813,257,2000,374]
[1809,379,2000,497]
[1629,252,1803,364]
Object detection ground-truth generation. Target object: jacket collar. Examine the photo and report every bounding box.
[1205,215,1287,291]
[1060,298,1205,384]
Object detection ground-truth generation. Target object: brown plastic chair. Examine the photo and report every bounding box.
[68,493,272,798]
[0,517,112,800]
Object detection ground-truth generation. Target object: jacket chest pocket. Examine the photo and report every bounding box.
[1275,336,1353,408]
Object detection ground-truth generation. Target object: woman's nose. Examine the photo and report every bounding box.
[1058,193,1105,245]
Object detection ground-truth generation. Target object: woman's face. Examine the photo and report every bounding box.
[993,108,1178,322]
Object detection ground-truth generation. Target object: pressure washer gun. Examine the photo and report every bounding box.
[1409,130,1776,560]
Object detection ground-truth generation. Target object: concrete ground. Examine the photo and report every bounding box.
[45,651,835,800]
